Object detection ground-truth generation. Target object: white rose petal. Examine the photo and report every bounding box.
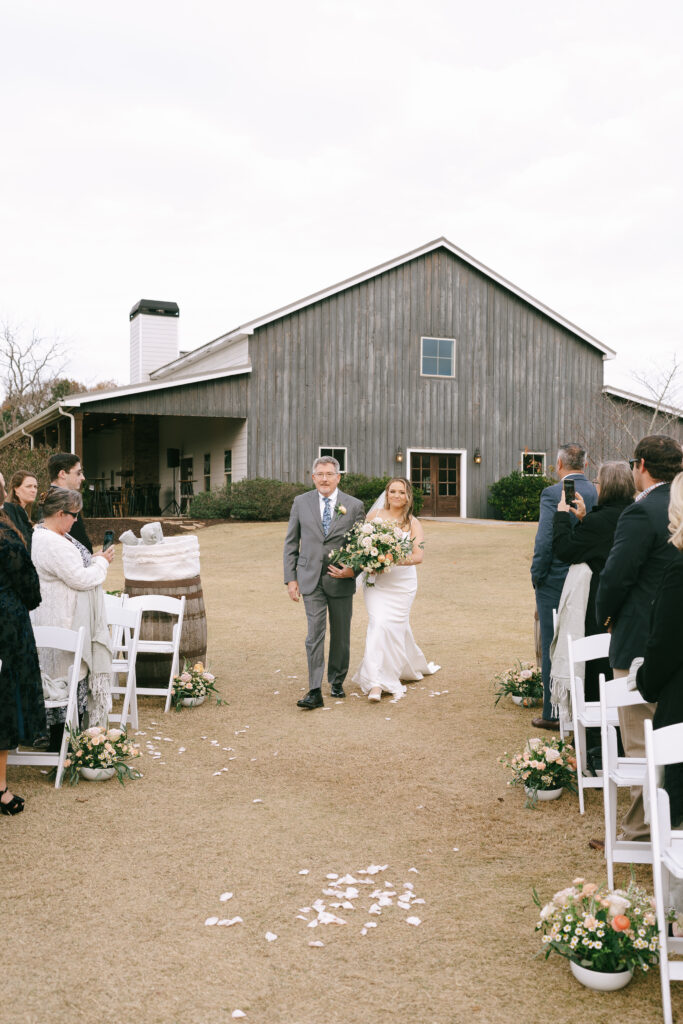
[220,892,233,902]
[406,916,421,926]
[232,1012,246,1019]
[265,932,277,942]
[219,917,243,927]
[205,917,219,926]
[309,940,325,947]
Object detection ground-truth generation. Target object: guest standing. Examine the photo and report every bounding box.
[47,452,93,553]
[530,443,598,730]
[0,473,45,816]
[635,470,683,828]
[551,460,635,701]
[31,488,114,750]
[3,470,38,552]
[596,434,683,842]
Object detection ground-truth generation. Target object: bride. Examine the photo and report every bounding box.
[352,477,440,702]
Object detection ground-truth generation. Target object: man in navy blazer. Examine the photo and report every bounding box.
[530,443,598,728]
[595,434,683,841]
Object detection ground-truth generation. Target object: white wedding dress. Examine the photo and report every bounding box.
[352,531,440,699]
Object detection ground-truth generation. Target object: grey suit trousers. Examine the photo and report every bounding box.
[302,576,353,690]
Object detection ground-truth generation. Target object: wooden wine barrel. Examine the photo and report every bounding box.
[124,574,208,686]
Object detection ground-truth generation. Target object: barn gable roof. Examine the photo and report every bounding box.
[150,235,616,379]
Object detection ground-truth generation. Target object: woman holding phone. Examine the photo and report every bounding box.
[552,461,635,699]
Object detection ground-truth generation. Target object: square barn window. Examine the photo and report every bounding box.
[319,446,347,473]
[421,337,455,378]
[522,451,546,476]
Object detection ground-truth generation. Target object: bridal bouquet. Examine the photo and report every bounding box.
[328,518,414,585]
[533,877,668,975]
[64,725,142,785]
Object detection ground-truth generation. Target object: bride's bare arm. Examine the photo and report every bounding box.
[398,517,424,565]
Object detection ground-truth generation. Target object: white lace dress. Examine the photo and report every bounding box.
[352,534,440,699]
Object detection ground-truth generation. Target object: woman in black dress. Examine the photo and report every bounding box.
[552,460,635,700]
[0,472,45,815]
[3,470,38,552]
[636,470,683,827]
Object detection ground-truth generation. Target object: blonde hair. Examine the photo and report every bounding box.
[668,472,683,551]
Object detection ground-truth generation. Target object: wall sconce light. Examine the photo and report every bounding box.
[395,447,404,464]
[473,448,482,464]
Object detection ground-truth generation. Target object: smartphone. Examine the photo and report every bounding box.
[103,530,115,551]
[563,479,576,504]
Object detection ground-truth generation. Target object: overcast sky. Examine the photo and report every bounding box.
[1,0,681,403]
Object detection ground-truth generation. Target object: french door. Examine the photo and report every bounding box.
[410,452,461,517]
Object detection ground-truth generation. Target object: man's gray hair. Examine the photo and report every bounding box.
[311,455,340,475]
[557,443,587,472]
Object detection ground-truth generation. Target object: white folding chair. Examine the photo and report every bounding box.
[7,626,86,789]
[125,595,186,713]
[567,632,618,813]
[599,673,651,889]
[644,720,683,1024]
[106,603,143,731]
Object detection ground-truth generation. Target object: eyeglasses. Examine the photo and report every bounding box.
[629,458,640,470]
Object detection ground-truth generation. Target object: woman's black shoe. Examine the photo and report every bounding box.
[0,788,25,815]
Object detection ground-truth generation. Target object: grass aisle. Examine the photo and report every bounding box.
[4,521,677,1024]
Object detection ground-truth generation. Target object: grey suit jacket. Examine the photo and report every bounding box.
[283,489,366,596]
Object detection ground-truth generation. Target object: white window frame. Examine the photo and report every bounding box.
[420,336,456,379]
[318,446,347,473]
[521,451,546,476]
[405,447,467,518]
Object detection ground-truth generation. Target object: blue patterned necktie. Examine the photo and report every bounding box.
[322,497,332,537]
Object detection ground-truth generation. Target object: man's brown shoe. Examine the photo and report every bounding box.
[531,716,560,732]
[589,837,605,852]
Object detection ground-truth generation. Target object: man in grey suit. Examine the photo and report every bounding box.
[530,442,598,729]
[284,456,366,709]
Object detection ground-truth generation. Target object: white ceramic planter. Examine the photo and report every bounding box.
[570,960,633,991]
[80,766,116,781]
[525,786,563,801]
[511,694,539,706]
[182,695,205,707]
[511,695,524,705]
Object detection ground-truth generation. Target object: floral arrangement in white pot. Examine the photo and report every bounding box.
[64,725,142,784]
[499,736,576,806]
[533,877,672,988]
[170,661,219,710]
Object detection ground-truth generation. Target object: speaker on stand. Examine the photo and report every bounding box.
[161,448,182,515]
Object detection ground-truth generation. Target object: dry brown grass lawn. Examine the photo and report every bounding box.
[4,520,679,1024]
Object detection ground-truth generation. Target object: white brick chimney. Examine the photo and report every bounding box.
[129,299,180,384]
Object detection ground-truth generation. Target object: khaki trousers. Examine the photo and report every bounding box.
[614,667,656,840]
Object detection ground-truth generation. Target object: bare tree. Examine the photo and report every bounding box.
[0,320,66,434]
[576,355,683,467]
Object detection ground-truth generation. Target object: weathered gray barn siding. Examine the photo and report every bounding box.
[83,375,249,418]
[247,247,606,518]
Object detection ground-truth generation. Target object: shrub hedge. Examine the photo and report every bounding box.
[189,474,424,520]
[488,470,554,522]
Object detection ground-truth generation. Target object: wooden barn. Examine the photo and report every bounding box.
[2,238,681,518]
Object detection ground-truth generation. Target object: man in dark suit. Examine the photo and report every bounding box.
[284,456,365,709]
[47,453,93,553]
[595,434,683,841]
[530,443,598,729]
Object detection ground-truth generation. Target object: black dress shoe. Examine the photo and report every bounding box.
[330,684,345,698]
[531,716,560,732]
[297,690,324,710]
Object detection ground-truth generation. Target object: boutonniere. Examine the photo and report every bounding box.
[336,505,347,518]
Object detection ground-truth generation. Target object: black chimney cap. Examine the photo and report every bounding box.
[129,299,180,321]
